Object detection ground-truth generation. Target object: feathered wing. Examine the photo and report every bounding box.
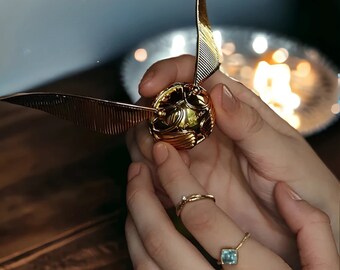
[0,92,156,135]
[194,0,220,86]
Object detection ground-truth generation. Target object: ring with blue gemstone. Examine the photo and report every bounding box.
[218,232,250,265]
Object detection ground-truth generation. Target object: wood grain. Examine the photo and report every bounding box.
[0,60,132,269]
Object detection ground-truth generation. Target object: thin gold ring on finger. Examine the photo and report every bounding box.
[217,232,251,265]
[176,194,216,217]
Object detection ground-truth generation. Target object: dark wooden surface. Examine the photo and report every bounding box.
[0,59,133,269]
[0,58,339,269]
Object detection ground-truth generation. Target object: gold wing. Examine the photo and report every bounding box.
[194,0,220,86]
[0,0,218,139]
[0,92,157,135]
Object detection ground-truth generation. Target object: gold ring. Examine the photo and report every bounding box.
[176,194,215,217]
[218,232,250,265]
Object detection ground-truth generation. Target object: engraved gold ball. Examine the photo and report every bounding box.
[149,83,215,149]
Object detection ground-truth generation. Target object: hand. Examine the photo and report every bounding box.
[125,143,340,269]
[126,55,340,266]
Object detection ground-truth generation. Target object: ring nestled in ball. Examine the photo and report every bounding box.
[149,83,215,149]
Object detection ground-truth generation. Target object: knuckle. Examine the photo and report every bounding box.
[136,125,154,161]
[142,229,166,258]
[243,107,264,135]
[182,201,217,233]
[126,123,148,162]
[157,166,185,190]
[307,207,331,225]
[249,91,265,108]
[126,184,146,211]
[179,54,195,62]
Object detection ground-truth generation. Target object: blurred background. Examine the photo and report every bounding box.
[0,0,339,95]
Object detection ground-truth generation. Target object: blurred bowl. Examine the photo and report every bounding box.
[122,26,340,135]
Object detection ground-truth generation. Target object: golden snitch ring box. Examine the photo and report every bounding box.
[149,82,215,149]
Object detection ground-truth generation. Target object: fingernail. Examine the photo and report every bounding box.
[139,70,155,89]
[128,163,141,181]
[286,185,302,201]
[222,84,237,111]
[153,142,169,165]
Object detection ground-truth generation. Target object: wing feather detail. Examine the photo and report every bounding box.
[0,93,156,135]
[194,0,220,85]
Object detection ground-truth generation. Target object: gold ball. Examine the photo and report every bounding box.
[149,83,215,149]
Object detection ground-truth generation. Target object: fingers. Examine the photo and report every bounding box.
[138,56,302,182]
[125,215,160,270]
[211,84,295,141]
[209,83,301,182]
[209,83,340,236]
[126,162,212,270]
[208,71,297,136]
[139,55,196,97]
[137,55,297,182]
[139,55,295,136]
[275,182,340,270]
[153,142,290,269]
[127,121,154,162]
[141,56,340,244]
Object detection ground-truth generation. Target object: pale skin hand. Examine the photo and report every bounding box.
[125,143,340,270]
[126,55,340,266]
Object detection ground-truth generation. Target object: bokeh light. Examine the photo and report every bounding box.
[252,35,268,54]
[134,48,148,62]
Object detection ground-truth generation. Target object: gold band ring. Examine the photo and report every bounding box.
[176,194,215,217]
[218,232,251,265]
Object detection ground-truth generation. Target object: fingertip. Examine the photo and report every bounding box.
[138,66,156,95]
[276,182,339,269]
[274,182,303,222]
[153,141,193,184]
[128,162,142,182]
[210,83,243,138]
[275,182,302,203]
[209,83,224,111]
[211,83,242,114]
[209,83,223,100]
[138,55,196,98]
[153,142,170,166]
[134,121,154,161]
[126,162,155,198]
[275,182,332,234]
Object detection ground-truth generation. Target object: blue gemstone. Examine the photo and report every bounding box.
[221,249,238,265]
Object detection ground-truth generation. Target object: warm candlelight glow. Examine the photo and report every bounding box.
[213,30,223,50]
[213,30,223,61]
[284,113,301,129]
[295,61,311,77]
[124,27,339,135]
[253,61,301,128]
[252,35,268,54]
[222,42,236,56]
[240,66,253,80]
[171,34,186,56]
[272,48,289,63]
[331,103,340,114]
[134,48,148,62]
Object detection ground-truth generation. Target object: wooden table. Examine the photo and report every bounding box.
[0,58,339,269]
[0,59,132,269]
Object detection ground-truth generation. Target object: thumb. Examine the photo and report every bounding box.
[209,83,299,181]
[275,182,339,270]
